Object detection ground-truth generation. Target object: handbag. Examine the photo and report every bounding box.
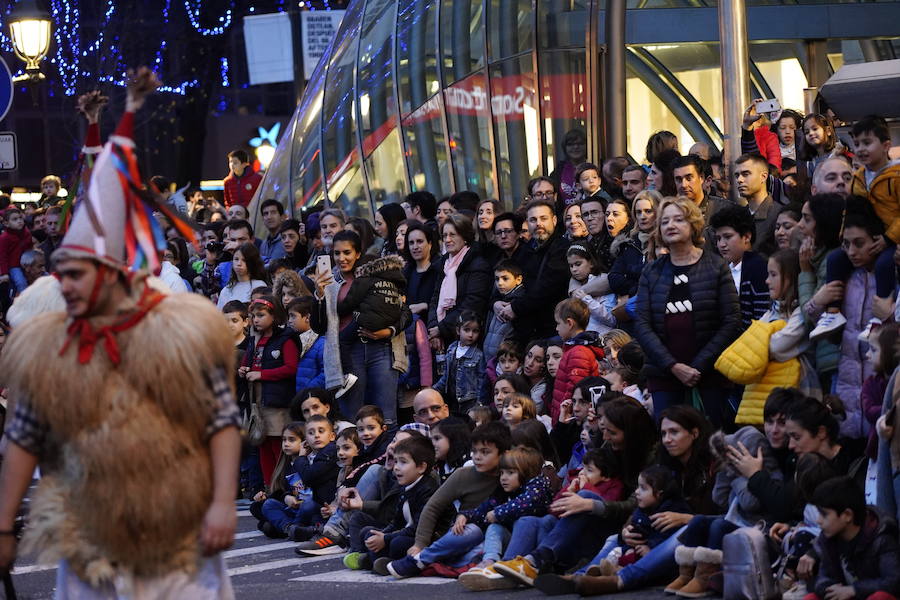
[241,383,266,447]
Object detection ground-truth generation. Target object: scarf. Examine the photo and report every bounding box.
[437,245,469,322]
[323,281,345,390]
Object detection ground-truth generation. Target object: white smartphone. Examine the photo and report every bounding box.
[754,98,781,114]
[316,255,332,276]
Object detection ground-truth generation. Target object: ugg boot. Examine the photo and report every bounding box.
[574,574,621,596]
[664,546,696,594]
[676,547,722,598]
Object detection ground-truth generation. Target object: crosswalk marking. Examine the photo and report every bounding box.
[289,570,454,585]
[227,553,340,576]
[223,541,297,559]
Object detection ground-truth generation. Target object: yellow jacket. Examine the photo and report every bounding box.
[715,319,801,425]
[851,163,900,244]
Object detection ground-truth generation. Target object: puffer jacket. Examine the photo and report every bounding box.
[798,246,840,375]
[813,506,900,599]
[851,163,900,244]
[607,232,647,297]
[715,314,803,425]
[342,255,407,333]
[427,248,493,342]
[551,331,605,423]
[295,334,325,391]
[634,251,741,381]
[834,267,876,440]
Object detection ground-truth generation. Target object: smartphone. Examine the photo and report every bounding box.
[316,254,332,276]
[754,98,781,114]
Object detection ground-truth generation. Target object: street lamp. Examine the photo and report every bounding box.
[8,0,52,84]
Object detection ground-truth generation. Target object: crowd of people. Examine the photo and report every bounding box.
[2,93,900,600]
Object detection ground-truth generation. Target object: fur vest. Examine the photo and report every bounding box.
[0,289,236,584]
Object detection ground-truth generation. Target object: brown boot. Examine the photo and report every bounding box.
[574,575,621,596]
[676,547,722,598]
[664,546,696,594]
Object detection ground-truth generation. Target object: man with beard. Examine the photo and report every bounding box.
[494,199,569,341]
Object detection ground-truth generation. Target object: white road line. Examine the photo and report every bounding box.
[234,531,262,540]
[11,563,55,575]
[289,570,453,585]
[227,553,341,576]
[223,541,299,558]
[237,510,251,517]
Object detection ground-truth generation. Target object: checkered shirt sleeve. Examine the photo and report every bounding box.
[3,396,46,456]
[205,367,241,438]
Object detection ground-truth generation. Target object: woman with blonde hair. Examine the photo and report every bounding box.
[633,196,741,427]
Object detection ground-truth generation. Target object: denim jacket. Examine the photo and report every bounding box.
[434,342,486,408]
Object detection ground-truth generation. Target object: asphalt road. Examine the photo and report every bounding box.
[8,499,671,599]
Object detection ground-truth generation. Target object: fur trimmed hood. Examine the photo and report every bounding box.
[355,254,406,283]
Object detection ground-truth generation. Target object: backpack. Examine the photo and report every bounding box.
[722,526,781,600]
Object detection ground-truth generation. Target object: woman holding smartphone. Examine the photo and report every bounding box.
[310,230,411,427]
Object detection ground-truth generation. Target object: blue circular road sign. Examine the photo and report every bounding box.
[0,56,13,122]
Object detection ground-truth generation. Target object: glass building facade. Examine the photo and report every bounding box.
[254,0,900,221]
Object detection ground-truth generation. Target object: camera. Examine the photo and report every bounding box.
[205,241,224,254]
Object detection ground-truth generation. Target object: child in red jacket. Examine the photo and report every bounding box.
[550,298,605,423]
[0,207,33,295]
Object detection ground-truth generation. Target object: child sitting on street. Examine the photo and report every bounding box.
[808,476,900,600]
[348,435,439,571]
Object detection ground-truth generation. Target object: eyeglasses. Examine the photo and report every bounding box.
[495,228,517,237]
[581,209,603,219]
[415,404,446,417]
[529,191,556,199]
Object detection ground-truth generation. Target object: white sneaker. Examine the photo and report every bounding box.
[809,312,847,342]
[334,374,358,399]
[857,318,882,343]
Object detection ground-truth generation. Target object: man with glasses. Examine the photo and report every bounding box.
[412,388,450,427]
[527,177,560,214]
[493,212,534,266]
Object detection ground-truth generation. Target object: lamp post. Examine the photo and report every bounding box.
[8,0,52,85]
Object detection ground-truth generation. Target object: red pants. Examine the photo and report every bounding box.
[258,436,282,487]
[805,592,897,600]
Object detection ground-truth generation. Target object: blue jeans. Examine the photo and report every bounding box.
[240,443,264,494]
[342,341,398,426]
[678,515,736,550]
[484,523,511,562]
[324,464,383,538]
[650,386,732,429]
[260,497,322,530]
[418,523,484,566]
[532,492,615,569]
[617,524,687,589]
[503,515,557,560]
[576,533,619,574]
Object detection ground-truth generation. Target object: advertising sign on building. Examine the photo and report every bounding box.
[301,11,346,80]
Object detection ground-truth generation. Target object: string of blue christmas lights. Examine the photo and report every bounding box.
[184,0,233,36]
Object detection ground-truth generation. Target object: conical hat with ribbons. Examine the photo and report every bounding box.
[52,131,134,271]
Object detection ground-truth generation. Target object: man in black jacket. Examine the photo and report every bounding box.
[494,199,569,342]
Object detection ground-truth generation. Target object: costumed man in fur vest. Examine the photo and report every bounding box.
[0,68,241,598]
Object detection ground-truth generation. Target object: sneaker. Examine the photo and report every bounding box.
[343,552,372,570]
[372,557,392,576]
[386,555,422,579]
[294,533,346,555]
[858,318,882,343]
[458,565,519,591]
[285,525,318,542]
[809,311,846,342]
[493,556,538,586]
[334,374,358,399]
